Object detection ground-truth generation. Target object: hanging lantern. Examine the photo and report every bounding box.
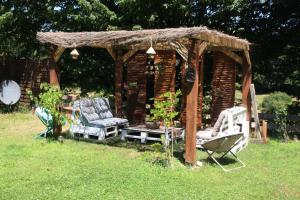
[70,43,79,60]
[145,37,156,75]
[146,46,156,60]
[146,37,156,60]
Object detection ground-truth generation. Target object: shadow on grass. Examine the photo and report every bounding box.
[67,134,158,152]
[65,132,191,165]
[200,156,238,166]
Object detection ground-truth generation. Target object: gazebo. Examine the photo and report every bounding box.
[37,26,252,165]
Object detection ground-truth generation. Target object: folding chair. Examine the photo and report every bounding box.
[196,107,249,171]
[201,133,246,172]
[34,107,53,139]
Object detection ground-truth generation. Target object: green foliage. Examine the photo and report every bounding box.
[150,90,181,127]
[262,92,293,141]
[1,0,299,97]
[59,48,115,94]
[28,83,66,128]
[202,91,212,127]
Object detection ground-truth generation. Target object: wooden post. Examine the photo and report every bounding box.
[261,120,268,143]
[197,56,204,129]
[242,51,252,121]
[185,40,201,165]
[250,84,262,140]
[49,46,62,87]
[115,49,123,117]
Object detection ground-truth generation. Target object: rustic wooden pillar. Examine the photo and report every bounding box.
[180,60,187,126]
[242,51,252,121]
[185,40,200,165]
[197,56,204,129]
[115,49,123,117]
[49,46,64,87]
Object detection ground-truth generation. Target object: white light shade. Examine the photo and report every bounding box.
[146,47,156,55]
[70,48,79,59]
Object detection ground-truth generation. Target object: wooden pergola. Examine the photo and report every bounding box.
[37,26,251,165]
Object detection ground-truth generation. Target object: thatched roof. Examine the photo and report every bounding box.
[37,27,250,51]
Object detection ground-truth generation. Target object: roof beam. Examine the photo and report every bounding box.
[198,41,208,57]
[123,50,138,62]
[192,32,249,51]
[218,49,243,64]
[243,50,251,67]
[207,45,244,52]
[106,47,116,61]
[54,47,65,62]
[170,41,188,61]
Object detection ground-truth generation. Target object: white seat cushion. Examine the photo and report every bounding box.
[197,128,213,140]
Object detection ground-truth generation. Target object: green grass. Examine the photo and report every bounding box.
[0,113,300,199]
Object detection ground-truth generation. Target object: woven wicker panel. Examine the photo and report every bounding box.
[126,51,147,125]
[211,51,236,124]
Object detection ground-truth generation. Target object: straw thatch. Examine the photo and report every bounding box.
[37,27,250,50]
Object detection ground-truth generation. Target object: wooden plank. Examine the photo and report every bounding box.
[244,50,251,66]
[198,41,208,58]
[170,42,188,61]
[54,47,65,62]
[115,50,123,117]
[49,46,60,87]
[242,53,252,121]
[106,47,117,61]
[200,45,244,52]
[250,84,262,140]
[192,32,250,51]
[185,39,201,165]
[198,56,204,128]
[260,120,268,143]
[123,50,138,62]
[218,49,242,64]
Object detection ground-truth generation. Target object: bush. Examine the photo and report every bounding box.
[27,83,66,138]
[262,92,293,141]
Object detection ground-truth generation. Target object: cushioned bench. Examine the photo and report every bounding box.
[70,98,129,140]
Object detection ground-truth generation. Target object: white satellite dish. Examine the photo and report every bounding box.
[0,80,21,105]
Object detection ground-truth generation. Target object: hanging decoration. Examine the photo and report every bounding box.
[70,43,79,60]
[145,37,158,75]
[185,66,196,83]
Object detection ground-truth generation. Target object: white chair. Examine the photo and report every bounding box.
[196,107,249,171]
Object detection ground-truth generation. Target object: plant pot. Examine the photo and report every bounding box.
[145,121,160,129]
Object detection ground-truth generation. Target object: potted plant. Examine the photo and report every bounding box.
[28,83,66,139]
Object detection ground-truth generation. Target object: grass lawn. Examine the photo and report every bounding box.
[0,113,300,200]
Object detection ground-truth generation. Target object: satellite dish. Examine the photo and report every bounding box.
[0,80,21,105]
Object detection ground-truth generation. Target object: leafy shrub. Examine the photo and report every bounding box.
[150,90,181,127]
[262,92,293,141]
[27,83,66,138]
